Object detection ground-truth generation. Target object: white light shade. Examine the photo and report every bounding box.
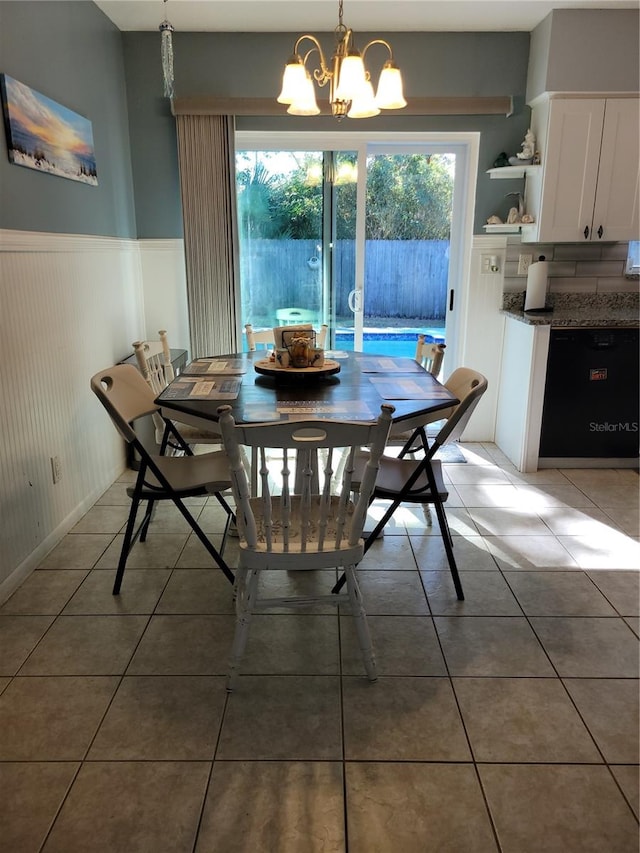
[347,80,380,119]
[277,59,308,105]
[287,73,321,116]
[334,53,367,101]
[375,63,407,110]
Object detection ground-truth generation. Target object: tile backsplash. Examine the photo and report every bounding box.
[503,237,639,295]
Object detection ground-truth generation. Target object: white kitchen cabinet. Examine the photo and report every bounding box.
[521,97,640,243]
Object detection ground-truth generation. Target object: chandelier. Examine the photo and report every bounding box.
[277,0,406,119]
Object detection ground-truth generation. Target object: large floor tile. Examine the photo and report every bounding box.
[587,570,640,616]
[456,483,522,508]
[37,533,114,570]
[241,614,340,675]
[155,568,235,614]
[531,617,640,677]
[346,763,497,852]
[434,616,555,677]
[513,483,597,509]
[342,676,471,761]
[250,569,340,614]
[96,532,189,569]
[63,569,171,614]
[340,614,447,676]
[536,505,623,536]
[0,569,88,615]
[422,570,522,616]
[557,532,640,570]
[468,507,553,536]
[352,570,428,615]
[359,535,418,570]
[43,761,210,853]
[88,675,227,760]
[18,615,148,675]
[127,614,235,675]
[454,677,600,762]
[71,505,129,534]
[196,761,345,852]
[411,534,499,571]
[444,465,511,485]
[94,481,132,505]
[0,676,118,760]
[611,765,640,820]
[503,571,618,616]
[479,763,639,853]
[484,535,580,570]
[403,506,480,537]
[603,504,640,537]
[0,615,55,676]
[562,678,639,763]
[217,676,342,760]
[0,762,79,853]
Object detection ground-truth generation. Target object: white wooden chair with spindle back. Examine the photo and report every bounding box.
[217,402,395,691]
[132,331,223,453]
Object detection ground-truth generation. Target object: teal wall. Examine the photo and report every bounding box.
[123,30,532,237]
[0,1,136,237]
[1,4,533,238]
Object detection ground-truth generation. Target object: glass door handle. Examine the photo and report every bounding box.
[348,289,362,313]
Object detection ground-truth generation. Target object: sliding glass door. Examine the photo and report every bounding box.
[235,132,476,366]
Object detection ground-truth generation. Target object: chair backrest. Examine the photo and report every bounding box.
[415,335,446,378]
[244,324,275,351]
[432,367,488,450]
[91,364,159,444]
[132,330,175,394]
[218,404,394,554]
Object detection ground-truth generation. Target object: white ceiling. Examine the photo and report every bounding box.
[94,0,639,33]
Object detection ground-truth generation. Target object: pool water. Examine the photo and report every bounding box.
[335,327,445,359]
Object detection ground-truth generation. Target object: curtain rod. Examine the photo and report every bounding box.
[171,96,514,117]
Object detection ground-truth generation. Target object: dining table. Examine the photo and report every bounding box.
[155,348,458,436]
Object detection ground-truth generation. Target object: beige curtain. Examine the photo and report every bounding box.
[175,114,240,358]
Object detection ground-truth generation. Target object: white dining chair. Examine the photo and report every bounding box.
[217,401,395,690]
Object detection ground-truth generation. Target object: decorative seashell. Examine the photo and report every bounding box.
[487,215,503,225]
[506,207,520,224]
[521,213,535,224]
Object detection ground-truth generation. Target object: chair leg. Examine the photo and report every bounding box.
[431,497,464,601]
[227,568,260,691]
[113,494,143,595]
[344,566,377,682]
[139,499,156,542]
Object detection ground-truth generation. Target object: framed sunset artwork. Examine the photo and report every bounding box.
[0,74,98,185]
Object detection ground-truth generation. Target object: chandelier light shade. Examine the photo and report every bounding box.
[159,0,175,98]
[277,0,406,119]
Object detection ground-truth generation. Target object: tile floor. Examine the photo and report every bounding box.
[1,442,638,852]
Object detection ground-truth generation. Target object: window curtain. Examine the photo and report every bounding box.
[175,114,240,358]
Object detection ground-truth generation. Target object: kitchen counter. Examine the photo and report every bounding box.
[501,292,639,328]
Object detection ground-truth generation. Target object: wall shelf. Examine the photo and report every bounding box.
[483,224,522,233]
[487,165,541,179]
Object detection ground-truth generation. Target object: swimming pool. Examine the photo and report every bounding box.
[335,327,446,359]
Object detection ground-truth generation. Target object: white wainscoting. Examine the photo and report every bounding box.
[0,229,146,601]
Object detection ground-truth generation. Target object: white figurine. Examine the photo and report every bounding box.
[506,207,520,224]
[517,129,535,161]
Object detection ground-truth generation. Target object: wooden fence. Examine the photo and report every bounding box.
[241,239,449,323]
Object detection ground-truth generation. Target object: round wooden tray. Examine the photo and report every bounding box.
[254,358,341,381]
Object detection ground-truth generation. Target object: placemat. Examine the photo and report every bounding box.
[181,359,247,375]
[159,377,241,401]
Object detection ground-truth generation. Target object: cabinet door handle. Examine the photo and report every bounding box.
[583,225,590,239]
[597,225,604,239]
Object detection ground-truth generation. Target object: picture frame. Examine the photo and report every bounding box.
[0,73,98,185]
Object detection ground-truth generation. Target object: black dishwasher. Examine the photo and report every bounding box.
[539,328,639,458]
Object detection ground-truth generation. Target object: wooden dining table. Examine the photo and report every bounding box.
[155,349,458,435]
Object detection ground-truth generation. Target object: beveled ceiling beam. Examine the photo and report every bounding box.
[171,95,514,117]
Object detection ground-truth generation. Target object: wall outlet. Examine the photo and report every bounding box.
[518,254,533,275]
[50,456,62,484]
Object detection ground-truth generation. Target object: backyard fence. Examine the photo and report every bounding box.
[241,239,449,324]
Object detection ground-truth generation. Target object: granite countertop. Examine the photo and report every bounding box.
[501,292,639,328]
